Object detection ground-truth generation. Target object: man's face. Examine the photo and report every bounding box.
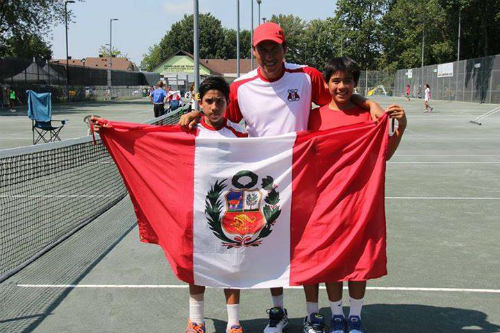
[328,71,356,105]
[253,40,286,79]
[200,89,227,127]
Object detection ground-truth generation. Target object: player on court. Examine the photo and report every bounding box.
[180,22,385,333]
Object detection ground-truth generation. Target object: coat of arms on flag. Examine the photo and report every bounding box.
[205,170,281,249]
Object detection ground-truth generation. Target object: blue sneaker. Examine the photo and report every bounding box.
[329,315,347,333]
[303,313,326,333]
[346,316,364,333]
[264,307,288,333]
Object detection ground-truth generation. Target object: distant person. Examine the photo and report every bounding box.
[9,88,16,112]
[405,84,410,101]
[150,81,167,117]
[424,83,433,112]
[169,91,181,111]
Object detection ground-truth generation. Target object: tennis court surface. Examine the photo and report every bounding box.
[1,97,499,333]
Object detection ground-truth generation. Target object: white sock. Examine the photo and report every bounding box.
[189,294,204,324]
[306,302,319,319]
[330,300,344,316]
[226,304,240,329]
[272,294,284,308]
[348,297,363,318]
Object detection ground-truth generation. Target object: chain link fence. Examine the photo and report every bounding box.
[395,55,500,104]
[358,70,396,97]
[0,57,160,106]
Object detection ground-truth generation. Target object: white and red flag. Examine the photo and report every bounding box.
[98,115,389,288]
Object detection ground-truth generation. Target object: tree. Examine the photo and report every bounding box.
[0,34,52,60]
[141,44,163,71]
[301,18,340,69]
[0,0,80,59]
[220,28,251,59]
[98,45,124,57]
[270,14,306,64]
[333,0,388,70]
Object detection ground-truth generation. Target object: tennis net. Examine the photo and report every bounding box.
[0,107,186,283]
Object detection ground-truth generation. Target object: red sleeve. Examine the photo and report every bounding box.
[303,66,330,106]
[226,83,243,123]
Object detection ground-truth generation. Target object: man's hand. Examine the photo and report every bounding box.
[179,110,202,130]
[385,104,407,130]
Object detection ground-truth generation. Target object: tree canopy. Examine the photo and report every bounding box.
[0,0,80,59]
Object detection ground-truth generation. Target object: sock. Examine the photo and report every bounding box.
[348,297,363,318]
[189,294,204,324]
[226,304,240,329]
[306,302,319,319]
[330,300,344,317]
[272,294,284,308]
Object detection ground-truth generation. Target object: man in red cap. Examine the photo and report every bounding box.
[180,22,383,333]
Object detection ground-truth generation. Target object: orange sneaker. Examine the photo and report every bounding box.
[227,324,243,333]
[185,320,205,333]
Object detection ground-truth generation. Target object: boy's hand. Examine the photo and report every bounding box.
[385,104,407,130]
[179,110,202,130]
[90,116,110,133]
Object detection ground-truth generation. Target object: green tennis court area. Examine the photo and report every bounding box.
[1,96,499,333]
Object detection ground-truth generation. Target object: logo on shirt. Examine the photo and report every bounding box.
[287,89,300,102]
[205,170,281,249]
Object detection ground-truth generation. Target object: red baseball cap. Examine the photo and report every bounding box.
[252,22,285,46]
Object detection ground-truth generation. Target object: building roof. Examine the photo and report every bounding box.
[51,57,138,71]
[200,58,253,75]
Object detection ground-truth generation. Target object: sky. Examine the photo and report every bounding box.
[50,0,338,66]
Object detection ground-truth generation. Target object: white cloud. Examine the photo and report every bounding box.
[163,1,192,16]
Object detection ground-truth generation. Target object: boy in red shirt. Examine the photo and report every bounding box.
[306,57,406,333]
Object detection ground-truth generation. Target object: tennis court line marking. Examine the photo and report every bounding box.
[0,195,117,198]
[386,197,500,200]
[2,196,498,200]
[16,284,500,294]
[388,162,500,164]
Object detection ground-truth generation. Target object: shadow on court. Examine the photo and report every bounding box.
[209,304,500,333]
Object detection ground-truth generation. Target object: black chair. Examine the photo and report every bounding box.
[27,90,67,144]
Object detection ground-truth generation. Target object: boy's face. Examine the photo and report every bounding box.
[328,71,356,105]
[200,89,227,127]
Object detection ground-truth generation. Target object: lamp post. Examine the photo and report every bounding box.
[236,0,240,78]
[262,17,266,23]
[250,0,254,70]
[257,0,261,26]
[108,18,118,94]
[64,0,75,101]
[193,0,199,110]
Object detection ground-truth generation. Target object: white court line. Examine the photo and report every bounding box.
[388,161,500,164]
[0,195,116,198]
[386,197,500,200]
[16,284,500,294]
[1,195,498,200]
[397,155,500,157]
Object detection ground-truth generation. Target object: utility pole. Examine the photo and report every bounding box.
[250,0,254,69]
[236,0,240,77]
[64,0,75,101]
[193,0,200,110]
[108,18,118,96]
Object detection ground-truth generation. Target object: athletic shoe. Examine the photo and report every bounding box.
[263,307,288,333]
[329,315,347,333]
[227,324,244,333]
[303,313,327,333]
[346,316,364,333]
[185,320,206,333]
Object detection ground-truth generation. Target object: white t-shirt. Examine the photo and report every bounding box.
[196,117,247,138]
[226,63,330,137]
[425,87,431,101]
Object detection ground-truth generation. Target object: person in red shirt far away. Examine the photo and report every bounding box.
[307,57,406,333]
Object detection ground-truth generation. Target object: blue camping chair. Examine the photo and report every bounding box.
[27,90,67,144]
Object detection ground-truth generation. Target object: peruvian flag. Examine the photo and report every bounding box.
[98,115,389,288]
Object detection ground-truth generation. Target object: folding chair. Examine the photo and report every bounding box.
[27,90,67,144]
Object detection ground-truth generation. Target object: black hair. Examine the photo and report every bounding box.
[199,76,230,101]
[323,57,361,85]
